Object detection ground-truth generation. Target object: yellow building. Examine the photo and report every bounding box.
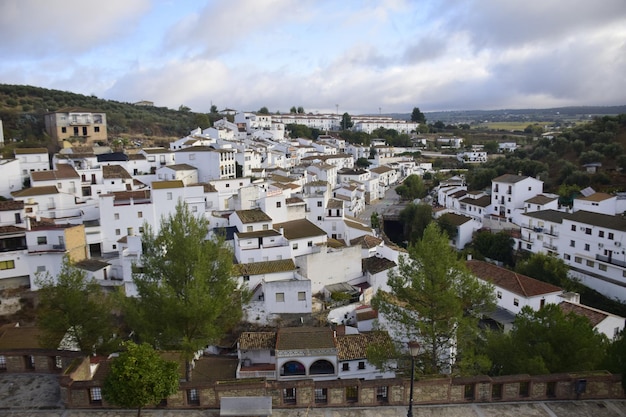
[44,108,107,145]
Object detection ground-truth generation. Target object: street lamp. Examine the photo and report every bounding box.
[407,341,420,417]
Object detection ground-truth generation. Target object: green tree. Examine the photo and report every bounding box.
[485,305,608,375]
[395,174,427,201]
[371,223,495,375]
[483,141,499,154]
[36,257,119,354]
[355,157,371,168]
[515,253,573,289]
[472,230,514,266]
[103,341,179,417]
[411,107,426,124]
[341,112,353,130]
[258,106,269,114]
[602,332,626,391]
[124,202,248,378]
[399,203,433,245]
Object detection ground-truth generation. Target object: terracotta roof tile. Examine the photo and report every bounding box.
[273,218,326,239]
[233,259,296,276]
[238,332,277,350]
[362,256,396,275]
[466,260,562,297]
[276,327,336,350]
[336,332,391,361]
[235,208,273,224]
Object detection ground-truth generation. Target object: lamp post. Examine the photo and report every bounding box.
[407,341,420,417]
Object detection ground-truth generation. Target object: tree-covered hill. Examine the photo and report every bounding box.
[0,84,221,150]
[465,114,626,196]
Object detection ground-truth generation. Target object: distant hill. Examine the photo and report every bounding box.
[0,84,221,149]
[385,106,626,124]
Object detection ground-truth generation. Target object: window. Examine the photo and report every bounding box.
[114,213,120,220]
[167,192,172,200]
[513,298,519,307]
[37,236,47,245]
[584,243,590,251]
[89,387,103,404]
[492,383,503,400]
[599,264,607,271]
[317,201,323,207]
[346,386,358,403]
[496,291,502,299]
[276,292,285,302]
[0,260,15,270]
[358,361,365,370]
[138,211,143,218]
[519,381,530,397]
[187,389,200,406]
[283,388,296,405]
[315,388,328,404]
[586,260,594,267]
[298,292,306,301]
[342,363,349,371]
[376,386,388,403]
[575,256,582,264]
[0,355,6,370]
[570,240,575,247]
[599,230,605,238]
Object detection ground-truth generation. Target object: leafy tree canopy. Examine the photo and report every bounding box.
[103,341,179,417]
[123,202,249,376]
[485,305,608,375]
[370,223,495,376]
[35,257,120,354]
[411,107,426,124]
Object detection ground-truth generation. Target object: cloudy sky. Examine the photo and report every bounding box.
[1,0,625,115]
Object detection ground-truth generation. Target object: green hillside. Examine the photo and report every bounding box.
[0,84,222,152]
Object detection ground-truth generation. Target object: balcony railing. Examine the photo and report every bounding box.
[596,254,626,268]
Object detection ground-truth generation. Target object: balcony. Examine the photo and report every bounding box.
[237,362,276,380]
[542,242,557,251]
[596,254,626,268]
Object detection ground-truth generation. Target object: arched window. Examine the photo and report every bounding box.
[309,360,335,375]
[281,361,305,376]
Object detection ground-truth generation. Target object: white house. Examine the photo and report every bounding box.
[490,174,543,223]
[467,260,565,332]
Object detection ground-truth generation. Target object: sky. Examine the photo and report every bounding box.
[1,0,625,115]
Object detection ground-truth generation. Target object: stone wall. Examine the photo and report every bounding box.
[57,370,626,411]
